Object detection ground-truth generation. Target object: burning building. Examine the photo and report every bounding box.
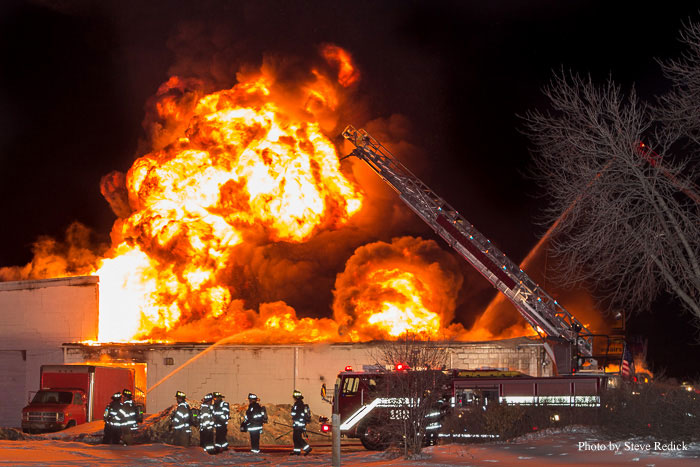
[0,45,599,427]
[0,274,549,427]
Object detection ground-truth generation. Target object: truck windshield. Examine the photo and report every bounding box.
[32,391,74,404]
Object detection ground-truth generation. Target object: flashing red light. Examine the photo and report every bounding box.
[321,423,331,433]
[344,365,352,372]
[395,363,408,371]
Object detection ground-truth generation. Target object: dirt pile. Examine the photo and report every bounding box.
[0,427,29,440]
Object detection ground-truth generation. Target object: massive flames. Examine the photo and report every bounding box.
[73,45,465,344]
[0,44,605,349]
[0,44,480,344]
[94,54,365,342]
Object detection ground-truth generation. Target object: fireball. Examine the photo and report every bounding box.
[94,60,363,342]
[362,268,441,337]
[333,236,463,341]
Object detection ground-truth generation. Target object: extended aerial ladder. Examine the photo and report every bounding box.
[342,125,595,375]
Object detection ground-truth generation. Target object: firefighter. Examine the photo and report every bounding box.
[242,393,267,453]
[170,390,192,447]
[290,390,312,455]
[120,388,138,445]
[199,393,216,455]
[424,390,449,446]
[212,391,230,452]
[102,392,123,445]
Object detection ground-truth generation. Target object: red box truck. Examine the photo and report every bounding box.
[21,365,139,433]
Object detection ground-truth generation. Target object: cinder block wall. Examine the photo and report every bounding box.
[63,337,549,419]
[0,276,99,427]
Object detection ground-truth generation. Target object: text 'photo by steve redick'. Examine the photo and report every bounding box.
[578,441,690,452]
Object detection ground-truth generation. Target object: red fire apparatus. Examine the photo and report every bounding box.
[342,125,624,376]
[328,126,627,449]
[328,365,609,450]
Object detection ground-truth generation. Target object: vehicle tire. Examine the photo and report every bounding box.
[358,420,389,451]
[66,421,76,429]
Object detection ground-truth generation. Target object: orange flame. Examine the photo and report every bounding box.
[321,44,360,87]
[362,269,442,337]
[1,44,599,349]
[333,237,465,341]
[91,53,363,342]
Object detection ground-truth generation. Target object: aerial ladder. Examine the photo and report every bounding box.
[342,125,596,375]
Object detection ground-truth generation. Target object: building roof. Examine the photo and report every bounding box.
[0,275,98,292]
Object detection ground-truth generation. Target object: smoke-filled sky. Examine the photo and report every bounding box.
[0,0,698,377]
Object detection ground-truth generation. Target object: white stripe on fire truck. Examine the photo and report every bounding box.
[339,397,414,431]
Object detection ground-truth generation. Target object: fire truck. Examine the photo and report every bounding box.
[328,364,608,450]
[342,125,622,376]
[329,126,625,449]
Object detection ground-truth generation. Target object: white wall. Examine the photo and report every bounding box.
[0,276,99,427]
[63,338,549,419]
[0,276,99,348]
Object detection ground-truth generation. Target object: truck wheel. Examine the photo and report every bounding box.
[66,421,76,429]
[358,420,389,451]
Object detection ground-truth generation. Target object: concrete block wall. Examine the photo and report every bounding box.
[63,338,550,419]
[449,339,550,377]
[0,276,100,427]
[0,276,99,348]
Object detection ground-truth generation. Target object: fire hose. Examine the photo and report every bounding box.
[273,420,329,438]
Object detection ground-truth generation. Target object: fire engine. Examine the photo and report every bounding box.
[326,126,628,449]
[342,125,623,375]
[327,364,609,450]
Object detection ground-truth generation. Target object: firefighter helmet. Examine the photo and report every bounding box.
[212,391,223,399]
[293,390,303,400]
[248,393,258,400]
[175,390,186,399]
[122,389,133,399]
[203,393,213,401]
[112,392,122,400]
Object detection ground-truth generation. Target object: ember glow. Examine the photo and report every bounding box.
[320,44,361,87]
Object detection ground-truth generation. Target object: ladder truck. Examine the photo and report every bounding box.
[342,125,597,375]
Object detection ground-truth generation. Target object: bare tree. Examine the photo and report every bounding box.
[657,20,700,147]
[522,65,700,328]
[366,335,451,458]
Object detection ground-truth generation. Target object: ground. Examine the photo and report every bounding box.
[0,424,698,466]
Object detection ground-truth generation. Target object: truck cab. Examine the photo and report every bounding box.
[22,389,87,433]
[331,365,451,450]
[334,368,384,437]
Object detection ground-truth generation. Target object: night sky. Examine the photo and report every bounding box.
[0,1,698,378]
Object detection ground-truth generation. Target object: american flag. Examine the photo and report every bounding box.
[621,346,635,378]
